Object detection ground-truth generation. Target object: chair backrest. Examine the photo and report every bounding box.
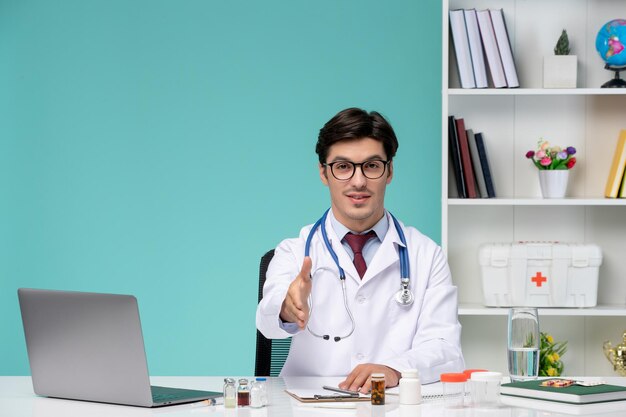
[254,249,292,377]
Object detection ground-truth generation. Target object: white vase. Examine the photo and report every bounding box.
[538,170,569,198]
[543,55,577,88]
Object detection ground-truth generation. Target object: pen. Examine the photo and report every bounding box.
[323,385,361,396]
[189,398,223,407]
[314,394,359,400]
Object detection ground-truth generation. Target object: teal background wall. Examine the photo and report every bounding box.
[0,0,442,375]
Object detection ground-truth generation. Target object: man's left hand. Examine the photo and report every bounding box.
[338,364,401,394]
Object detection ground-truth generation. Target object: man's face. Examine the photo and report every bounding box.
[319,137,393,232]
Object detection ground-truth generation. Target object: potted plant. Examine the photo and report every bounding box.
[543,29,578,88]
[525,138,577,198]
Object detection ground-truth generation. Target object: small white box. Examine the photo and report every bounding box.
[478,242,602,307]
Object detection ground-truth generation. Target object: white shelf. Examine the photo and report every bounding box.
[459,304,626,316]
[447,198,626,206]
[448,88,626,96]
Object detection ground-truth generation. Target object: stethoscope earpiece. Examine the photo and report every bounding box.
[305,209,414,341]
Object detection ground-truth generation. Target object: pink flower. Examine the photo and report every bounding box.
[540,141,550,151]
[536,150,546,159]
[540,157,552,166]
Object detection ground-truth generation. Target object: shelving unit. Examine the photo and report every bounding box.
[443,0,626,376]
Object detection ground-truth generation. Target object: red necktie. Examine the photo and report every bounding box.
[344,231,376,279]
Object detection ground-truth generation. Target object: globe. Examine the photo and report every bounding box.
[596,19,626,67]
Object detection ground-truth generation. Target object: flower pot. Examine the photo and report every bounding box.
[543,55,577,88]
[538,170,569,198]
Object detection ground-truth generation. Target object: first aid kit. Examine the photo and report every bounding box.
[478,242,602,307]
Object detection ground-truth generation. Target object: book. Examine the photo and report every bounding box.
[620,167,626,198]
[448,116,467,198]
[455,118,478,198]
[464,9,488,88]
[605,130,626,198]
[490,8,520,88]
[476,9,507,88]
[475,132,496,198]
[467,129,488,197]
[449,9,476,88]
[501,379,626,404]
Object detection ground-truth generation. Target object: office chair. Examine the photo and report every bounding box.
[254,249,292,376]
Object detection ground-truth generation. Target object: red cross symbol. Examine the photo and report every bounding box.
[531,272,547,287]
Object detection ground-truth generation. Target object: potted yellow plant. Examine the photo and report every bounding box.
[539,332,568,376]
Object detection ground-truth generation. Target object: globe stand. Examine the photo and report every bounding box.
[601,64,626,88]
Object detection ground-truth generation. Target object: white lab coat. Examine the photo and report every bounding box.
[255,211,465,383]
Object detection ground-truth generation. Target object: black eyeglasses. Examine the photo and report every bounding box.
[323,159,390,181]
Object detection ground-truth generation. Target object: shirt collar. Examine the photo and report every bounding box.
[329,209,389,242]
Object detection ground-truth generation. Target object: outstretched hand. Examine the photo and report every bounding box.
[279,257,312,329]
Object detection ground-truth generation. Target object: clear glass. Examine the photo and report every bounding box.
[223,378,236,408]
[249,381,263,408]
[507,307,540,382]
[237,378,250,407]
[325,160,389,180]
[255,377,268,406]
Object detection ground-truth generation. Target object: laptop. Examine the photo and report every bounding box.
[18,288,222,407]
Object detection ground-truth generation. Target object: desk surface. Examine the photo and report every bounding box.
[2,376,626,417]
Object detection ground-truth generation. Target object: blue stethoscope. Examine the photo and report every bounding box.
[304,208,414,341]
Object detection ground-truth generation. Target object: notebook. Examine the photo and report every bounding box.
[18,288,222,407]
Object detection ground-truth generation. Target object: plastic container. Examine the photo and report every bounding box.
[440,373,467,408]
[370,373,385,405]
[470,371,502,408]
[399,369,421,405]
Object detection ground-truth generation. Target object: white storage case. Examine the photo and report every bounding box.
[478,242,602,307]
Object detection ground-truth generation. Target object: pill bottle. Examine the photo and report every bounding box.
[470,371,502,408]
[399,369,421,405]
[440,372,467,408]
[370,373,385,405]
[223,378,237,408]
[237,378,250,407]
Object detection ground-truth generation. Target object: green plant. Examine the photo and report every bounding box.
[554,29,571,55]
[539,332,568,377]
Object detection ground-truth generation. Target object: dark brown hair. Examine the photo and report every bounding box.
[316,107,399,164]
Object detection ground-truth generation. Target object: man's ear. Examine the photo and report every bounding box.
[319,163,329,186]
[386,161,394,184]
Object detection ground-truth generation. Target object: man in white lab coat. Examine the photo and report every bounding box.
[256,108,464,392]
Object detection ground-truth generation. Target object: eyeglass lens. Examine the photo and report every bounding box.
[330,160,387,180]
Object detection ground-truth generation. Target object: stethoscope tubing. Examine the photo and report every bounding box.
[303,209,412,341]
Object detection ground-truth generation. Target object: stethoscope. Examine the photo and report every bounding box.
[303,208,414,342]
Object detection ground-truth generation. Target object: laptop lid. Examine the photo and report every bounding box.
[18,288,219,407]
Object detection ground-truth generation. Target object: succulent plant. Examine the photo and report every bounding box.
[554,29,571,55]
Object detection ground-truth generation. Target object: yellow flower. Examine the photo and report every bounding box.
[553,352,560,361]
[546,335,554,344]
[547,367,557,376]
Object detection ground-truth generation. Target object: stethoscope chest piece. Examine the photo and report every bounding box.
[394,277,414,306]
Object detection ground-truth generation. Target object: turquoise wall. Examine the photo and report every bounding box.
[0,0,442,375]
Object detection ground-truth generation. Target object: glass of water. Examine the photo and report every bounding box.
[507,308,540,382]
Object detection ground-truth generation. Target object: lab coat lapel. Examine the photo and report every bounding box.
[363,214,404,281]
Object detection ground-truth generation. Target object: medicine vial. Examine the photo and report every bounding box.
[440,372,467,408]
[223,378,236,408]
[249,380,263,408]
[255,377,268,406]
[399,369,422,405]
[237,378,250,407]
[370,373,385,405]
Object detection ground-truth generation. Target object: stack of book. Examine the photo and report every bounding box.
[449,8,519,88]
[605,129,626,198]
[448,115,495,199]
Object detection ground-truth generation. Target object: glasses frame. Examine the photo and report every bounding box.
[323,159,390,181]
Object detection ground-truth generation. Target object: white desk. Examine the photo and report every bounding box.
[2,376,626,417]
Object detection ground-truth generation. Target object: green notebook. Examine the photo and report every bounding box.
[501,379,626,404]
